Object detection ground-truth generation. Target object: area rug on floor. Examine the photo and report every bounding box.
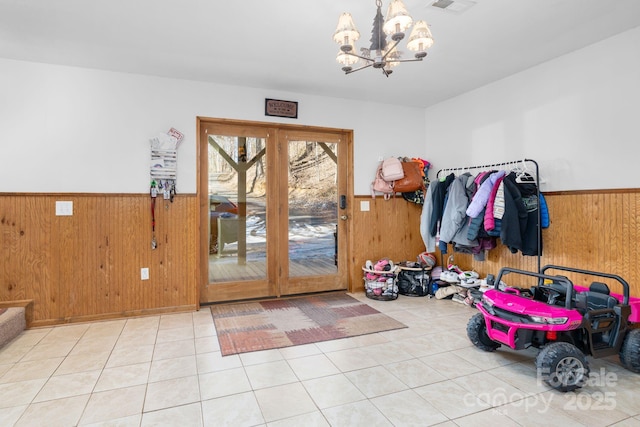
[210,293,407,356]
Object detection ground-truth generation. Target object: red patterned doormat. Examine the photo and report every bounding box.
[210,293,407,356]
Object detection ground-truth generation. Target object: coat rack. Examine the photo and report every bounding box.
[436,158,542,272]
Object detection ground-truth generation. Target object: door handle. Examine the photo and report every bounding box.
[340,215,348,221]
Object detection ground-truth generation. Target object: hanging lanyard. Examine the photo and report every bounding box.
[151,181,158,249]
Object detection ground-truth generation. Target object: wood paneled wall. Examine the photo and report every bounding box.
[2,190,638,326]
[0,194,199,326]
[350,190,640,297]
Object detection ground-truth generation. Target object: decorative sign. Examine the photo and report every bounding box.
[265,98,298,119]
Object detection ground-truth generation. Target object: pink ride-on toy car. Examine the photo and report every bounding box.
[467,265,640,392]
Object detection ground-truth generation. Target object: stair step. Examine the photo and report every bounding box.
[0,307,27,348]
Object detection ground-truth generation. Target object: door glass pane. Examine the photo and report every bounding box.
[287,140,339,277]
[208,135,267,283]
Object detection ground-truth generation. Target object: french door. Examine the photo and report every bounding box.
[197,118,352,303]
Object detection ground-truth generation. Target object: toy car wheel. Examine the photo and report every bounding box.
[620,328,640,373]
[536,342,590,392]
[467,312,500,352]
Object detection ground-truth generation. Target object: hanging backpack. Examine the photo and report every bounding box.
[381,157,404,181]
[371,163,395,199]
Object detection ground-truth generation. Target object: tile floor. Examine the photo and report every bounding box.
[0,294,639,426]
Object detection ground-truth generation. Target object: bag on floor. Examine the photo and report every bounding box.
[397,267,430,297]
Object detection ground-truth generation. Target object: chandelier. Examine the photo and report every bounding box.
[333,0,434,77]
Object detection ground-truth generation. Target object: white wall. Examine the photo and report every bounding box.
[424,26,640,192]
[0,59,426,195]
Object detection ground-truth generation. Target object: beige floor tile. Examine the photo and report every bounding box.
[414,378,491,419]
[419,351,482,379]
[452,370,527,406]
[115,331,158,348]
[302,373,365,409]
[453,408,522,427]
[0,357,64,383]
[5,298,634,426]
[94,362,151,392]
[144,375,201,412]
[79,384,146,425]
[194,336,220,354]
[344,366,408,398]
[83,319,126,339]
[153,338,195,360]
[322,400,392,427]
[364,341,415,365]
[395,335,448,358]
[80,414,142,426]
[278,343,322,359]
[287,354,340,381]
[20,340,76,362]
[39,324,90,344]
[122,315,160,333]
[268,410,329,427]
[54,351,110,376]
[69,335,118,356]
[244,360,298,389]
[0,344,32,365]
[194,323,216,338]
[370,389,448,426]
[195,351,242,374]
[0,405,27,426]
[199,367,251,400]
[0,378,47,408]
[156,326,194,343]
[546,389,630,426]
[148,355,197,383]
[254,382,317,422]
[33,370,101,402]
[141,402,203,427]
[106,344,154,368]
[159,313,194,330]
[496,394,587,426]
[238,348,283,366]
[15,394,90,427]
[8,329,50,348]
[201,391,264,427]
[385,358,447,388]
[324,347,380,372]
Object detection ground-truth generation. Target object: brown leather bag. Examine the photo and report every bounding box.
[393,161,424,193]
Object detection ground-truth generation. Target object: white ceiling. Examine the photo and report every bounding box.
[2,0,640,108]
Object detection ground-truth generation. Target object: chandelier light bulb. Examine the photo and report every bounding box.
[407,20,434,56]
[383,0,413,37]
[333,13,360,49]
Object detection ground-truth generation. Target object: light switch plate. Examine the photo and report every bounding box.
[55,201,73,216]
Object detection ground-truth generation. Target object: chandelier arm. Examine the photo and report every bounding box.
[379,38,402,62]
[386,58,424,64]
[344,63,374,74]
[341,51,376,63]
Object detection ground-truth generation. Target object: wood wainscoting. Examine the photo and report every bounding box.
[0,193,199,326]
[1,189,638,326]
[350,190,639,297]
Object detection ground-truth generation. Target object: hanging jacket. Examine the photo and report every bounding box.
[439,173,478,248]
[466,170,506,218]
[500,173,528,254]
[420,182,438,252]
[428,173,455,237]
[485,175,505,232]
[540,193,550,228]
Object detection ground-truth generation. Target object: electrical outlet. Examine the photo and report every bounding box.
[140,268,149,280]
